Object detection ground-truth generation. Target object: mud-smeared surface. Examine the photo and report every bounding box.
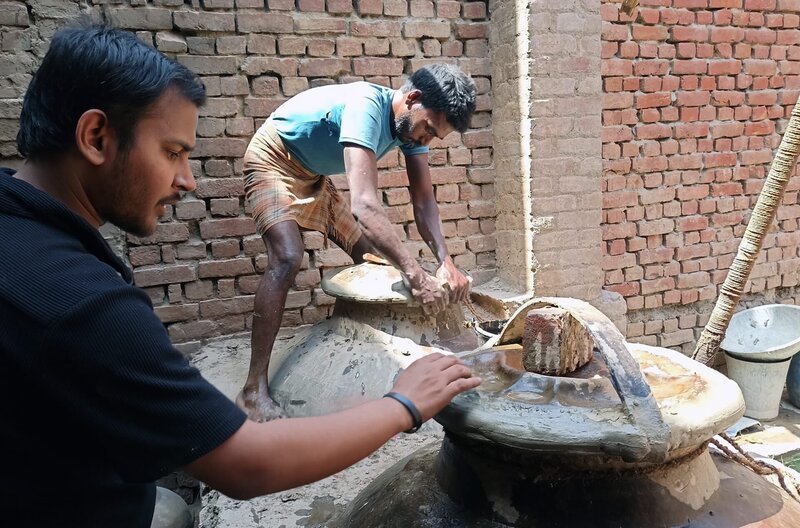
[196,390,445,528]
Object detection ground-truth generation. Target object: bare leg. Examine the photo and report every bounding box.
[335,233,374,264]
[237,220,304,422]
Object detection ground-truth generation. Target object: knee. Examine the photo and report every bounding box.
[268,247,304,278]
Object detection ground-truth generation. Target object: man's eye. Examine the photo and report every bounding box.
[167,150,179,160]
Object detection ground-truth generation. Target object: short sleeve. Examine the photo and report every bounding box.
[42,287,247,481]
[338,95,384,153]
[400,143,429,156]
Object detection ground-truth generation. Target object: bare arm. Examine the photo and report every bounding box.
[405,153,471,302]
[343,144,446,313]
[406,153,449,262]
[343,144,423,282]
[187,353,480,499]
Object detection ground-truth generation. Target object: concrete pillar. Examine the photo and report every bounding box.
[491,0,624,328]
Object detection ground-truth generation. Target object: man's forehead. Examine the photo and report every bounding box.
[430,111,453,135]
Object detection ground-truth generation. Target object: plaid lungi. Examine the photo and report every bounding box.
[243,119,362,253]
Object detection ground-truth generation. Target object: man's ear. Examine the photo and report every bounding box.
[404,89,422,110]
[74,109,113,167]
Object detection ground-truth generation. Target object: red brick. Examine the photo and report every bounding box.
[672,26,709,42]
[602,59,633,76]
[636,123,672,139]
[199,218,257,239]
[352,21,402,37]
[294,17,347,34]
[298,58,350,77]
[636,92,672,109]
[635,59,670,76]
[353,57,404,76]
[633,156,669,173]
[129,246,161,267]
[156,304,200,324]
[237,12,293,33]
[199,296,255,318]
[740,149,774,165]
[404,20,451,39]
[134,265,196,287]
[677,216,709,232]
[744,59,778,76]
[298,0,324,11]
[641,277,675,295]
[327,0,353,13]
[673,60,708,75]
[632,24,669,41]
[462,2,486,19]
[711,122,745,138]
[194,179,244,199]
[602,223,638,241]
[198,258,255,279]
[129,224,190,245]
[710,27,745,43]
[676,91,711,107]
[357,0,382,14]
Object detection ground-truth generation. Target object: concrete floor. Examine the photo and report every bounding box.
[189,333,800,527]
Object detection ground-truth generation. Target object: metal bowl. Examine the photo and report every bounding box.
[721,303,800,362]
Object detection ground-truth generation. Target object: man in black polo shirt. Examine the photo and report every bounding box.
[0,24,481,528]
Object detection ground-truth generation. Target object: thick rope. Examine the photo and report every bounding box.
[711,432,800,501]
[692,99,800,364]
[464,296,488,324]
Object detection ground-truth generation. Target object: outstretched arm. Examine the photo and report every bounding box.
[187,353,481,499]
[405,153,471,303]
[343,144,446,314]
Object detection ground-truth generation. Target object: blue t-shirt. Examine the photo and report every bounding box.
[270,82,428,175]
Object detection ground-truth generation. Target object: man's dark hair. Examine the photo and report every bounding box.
[17,23,206,161]
[402,64,476,133]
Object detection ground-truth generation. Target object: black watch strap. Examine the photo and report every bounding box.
[383,392,423,433]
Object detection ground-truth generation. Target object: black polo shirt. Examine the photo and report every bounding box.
[0,168,246,527]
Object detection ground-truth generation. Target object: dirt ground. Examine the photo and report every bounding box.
[198,424,444,528]
[190,333,446,528]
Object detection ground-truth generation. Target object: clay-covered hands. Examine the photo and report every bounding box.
[390,353,482,424]
[435,257,471,304]
[408,271,448,315]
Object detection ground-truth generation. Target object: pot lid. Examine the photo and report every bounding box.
[321,262,412,303]
[436,298,745,464]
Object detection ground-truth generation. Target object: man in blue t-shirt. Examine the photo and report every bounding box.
[240,65,477,421]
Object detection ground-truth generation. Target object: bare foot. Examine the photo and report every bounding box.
[236,388,286,422]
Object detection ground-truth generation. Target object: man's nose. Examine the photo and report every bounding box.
[175,158,196,192]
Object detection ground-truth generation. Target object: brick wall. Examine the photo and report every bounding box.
[0,0,494,345]
[6,0,800,354]
[600,0,800,352]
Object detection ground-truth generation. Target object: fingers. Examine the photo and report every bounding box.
[449,376,482,394]
[442,362,474,380]
[420,292,446,315]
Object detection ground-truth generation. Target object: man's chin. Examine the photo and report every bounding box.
[112,218,155,238]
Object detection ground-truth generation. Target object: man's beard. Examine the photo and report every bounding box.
[101,154,153,237]
[394,113,420,147]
